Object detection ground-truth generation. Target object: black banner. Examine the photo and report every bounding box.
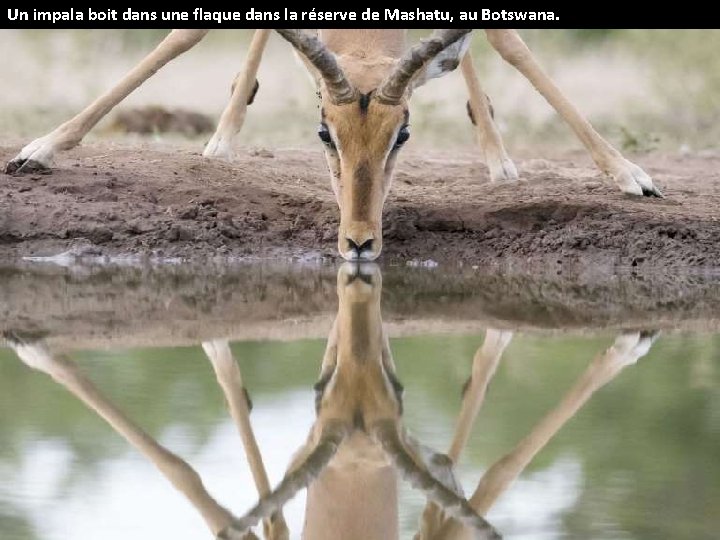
[0,7,711,28]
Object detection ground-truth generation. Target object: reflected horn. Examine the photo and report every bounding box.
[375,29,473,105]
[373,420,501,540]
[275,30,358,105]
[218,422,347,540]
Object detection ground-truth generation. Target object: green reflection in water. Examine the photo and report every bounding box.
[0,332,718,539]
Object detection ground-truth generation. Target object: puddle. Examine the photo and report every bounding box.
[1,262,719,539]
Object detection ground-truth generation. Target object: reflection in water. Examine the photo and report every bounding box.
[1,263,716,539]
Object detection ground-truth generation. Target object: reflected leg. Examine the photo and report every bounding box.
[202,339,289,540]
[448,330,514,462]
[469,331,657,514]
[6,336,235,536]
[417,329,513,540]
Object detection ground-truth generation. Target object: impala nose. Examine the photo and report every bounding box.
[346,238,374,260]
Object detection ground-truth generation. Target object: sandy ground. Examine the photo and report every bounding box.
[1,140,719,271]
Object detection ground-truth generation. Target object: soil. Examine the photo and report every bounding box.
[1,140,719,271]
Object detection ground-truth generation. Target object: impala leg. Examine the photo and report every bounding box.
[416,330,513,540]
[204,30,271,159]
[202,339,289,540]
[460,53,518,183]
[448,330,513,462]
[485,30,662,197]
[5,29,209,175]
[5,336,235,536]
[469,331,658,515]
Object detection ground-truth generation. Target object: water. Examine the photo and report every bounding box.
[1,262,719,540]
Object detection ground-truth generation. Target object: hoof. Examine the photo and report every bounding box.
[6,158,52,176]
[613,160,663,198]
[488,157,519,183]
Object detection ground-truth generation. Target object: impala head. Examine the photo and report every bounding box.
[314,263,402,429]
[220,263,499,540]
[277,30,472,261]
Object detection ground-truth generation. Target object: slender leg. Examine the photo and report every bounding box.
[202,340,289,540]
[448,330,513,462]
[5,30,209,175]
[460,53,518,183]
[7,338,235,536]
[417,329,513,540]
[204,30,271,159]
[468,331,657,514]
[484,30,662,197]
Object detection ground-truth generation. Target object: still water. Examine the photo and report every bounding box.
[1,262,718,540]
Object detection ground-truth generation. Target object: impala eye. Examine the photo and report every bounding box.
[394,126,410,149]
[318,123,335,148]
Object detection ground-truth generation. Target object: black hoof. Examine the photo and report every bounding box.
[2,330,48,345]
[639,329,661,341]
[4,159,24,175]
[642,185,664,198]
[5,159,51,176]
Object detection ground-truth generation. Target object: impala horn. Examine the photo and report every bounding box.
[275,30,358,105]
[373,420,501,539]
[217,422,347,539]
[375,29,472,105]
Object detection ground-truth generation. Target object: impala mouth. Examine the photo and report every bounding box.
[340,262,379,285]
[343,249,378,262]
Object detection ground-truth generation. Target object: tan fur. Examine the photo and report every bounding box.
[310,31,412,260]
[315,265,398,432]
[322,100,407,258]
[321,30,406,63]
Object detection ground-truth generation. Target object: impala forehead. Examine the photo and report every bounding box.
[321,99,408,149]
[336,55,397,94]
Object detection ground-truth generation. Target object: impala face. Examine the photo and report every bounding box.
[315,263,403,427]
[275,29,472,262]
[319,97,410,262]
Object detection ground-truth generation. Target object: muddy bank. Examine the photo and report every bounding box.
[2,262,719,349]
[1,141,719,270]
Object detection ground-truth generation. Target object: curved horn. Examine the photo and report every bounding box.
[275,30,358,105]
[374,421,501,540]
[218,422,347,540]
[375,29,473,105]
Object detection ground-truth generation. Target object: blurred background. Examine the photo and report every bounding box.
[1,29,719,155]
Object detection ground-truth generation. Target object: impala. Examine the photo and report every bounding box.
[5,30,662,261]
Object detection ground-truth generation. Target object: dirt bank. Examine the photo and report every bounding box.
[1,140,719,270]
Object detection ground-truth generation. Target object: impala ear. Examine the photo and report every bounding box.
[410,33,472,92]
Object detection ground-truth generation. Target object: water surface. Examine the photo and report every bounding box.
[1,262,718,539]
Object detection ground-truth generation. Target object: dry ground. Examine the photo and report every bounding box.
[1,141,719,272]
